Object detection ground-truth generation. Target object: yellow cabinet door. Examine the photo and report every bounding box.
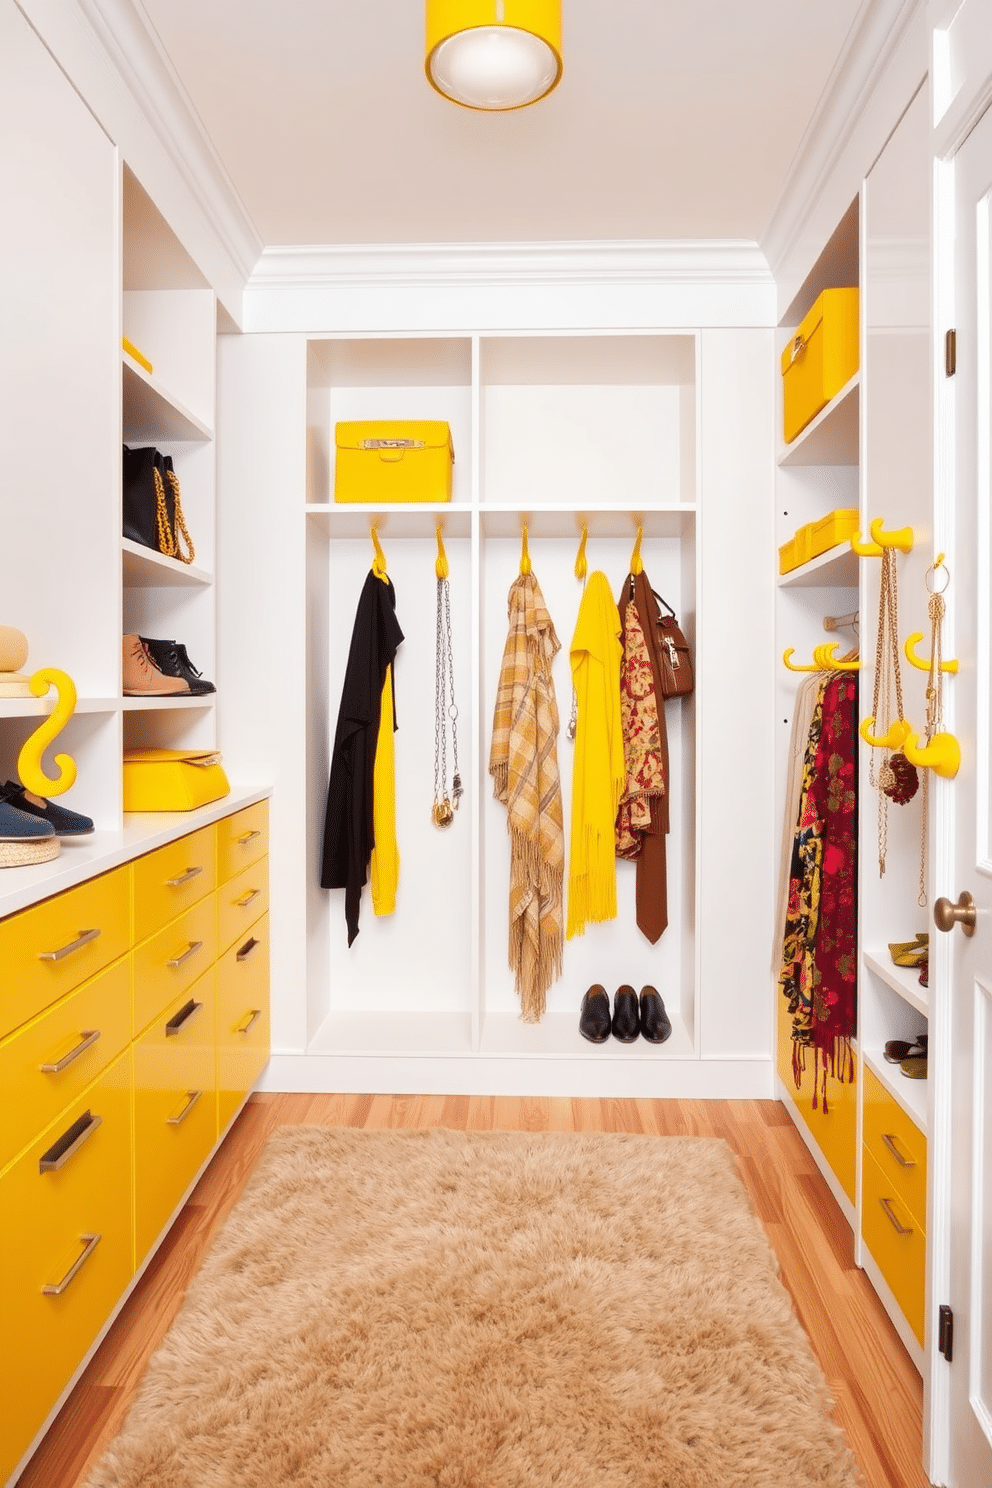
[131,825,216,945]
[216,800,268,884]
[863,1067,927,1227]
[217,914,270,1134]
[217,857,269,956]
[0,957,131,1173]
[132,894,217,1037]
[0,1051,132,1486]
[862,1144,926,1346]
[133,967,217,1267]
[0,865,130,1041]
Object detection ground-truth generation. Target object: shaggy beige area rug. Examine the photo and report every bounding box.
[85,1128,864,1488]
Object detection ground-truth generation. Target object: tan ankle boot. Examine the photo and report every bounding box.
[122,634,190,696]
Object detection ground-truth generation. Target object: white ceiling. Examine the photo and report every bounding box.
[139,0,866,250]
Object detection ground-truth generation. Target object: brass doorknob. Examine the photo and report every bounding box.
[934,891,977,937]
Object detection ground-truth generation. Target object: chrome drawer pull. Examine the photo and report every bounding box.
[38,927,101,963]
[40,1029,101,1074]
[236,1008,262,1035]
[165,866,203,888]
[235,888,261,909]
[165,940,204,970]
[881,1132,916,1168]
[236,936,261,963]
[39,1110,103,1173]
[880,1197,913,1235]
[165,999,203,1037]
[42,1233,102,1296]
[167,1090,202,1126]
[236,829,262,845]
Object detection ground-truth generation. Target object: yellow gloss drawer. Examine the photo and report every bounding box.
[0,957,131,1173]
[783,1018,857,1207]
[217,857,269,955]
[217,800,268,884]
[134,968,217,1266]
[132,895,217,1036]
[863,1067,927,1226]
[862,1145,926,1346]
[217,913,270,1134]
[0,1052,132,1486]
[0,865,130,1040]
[131,825,216,945]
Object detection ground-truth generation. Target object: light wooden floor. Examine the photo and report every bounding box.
[18,1094,930,1488]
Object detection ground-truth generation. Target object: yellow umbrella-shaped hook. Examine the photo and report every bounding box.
[813,642,861,672]
[630,525,644,576]
[574,524,588,580]
[903,729,961,778]
[371,525,387,579]
[783,648,819,673]
[435,523,449,580]
[519,525,531,576]
[904,632,958,674]
[859,716,912,750]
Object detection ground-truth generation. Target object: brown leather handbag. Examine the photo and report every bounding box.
[652,591,694,698]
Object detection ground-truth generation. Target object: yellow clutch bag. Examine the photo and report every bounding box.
[123,749,230,812]
[334,420,454,503]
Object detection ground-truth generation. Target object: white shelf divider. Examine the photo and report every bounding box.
[863,948,930,1017]
[863,1048,928,1132]
[122,353,212,443]
[122,539,213,588]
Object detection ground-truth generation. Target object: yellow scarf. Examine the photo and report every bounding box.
[371,663,399,916]
[567,571,625,938]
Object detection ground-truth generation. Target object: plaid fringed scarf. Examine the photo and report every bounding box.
[779,673,858,1111]
[489,573,565,1022]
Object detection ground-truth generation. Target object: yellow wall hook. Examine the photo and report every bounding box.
[870,517,914,553]
[434,523,449,580]
[903,729,961,779]
[813,642,861,672]
[859,716,912,750]
[783,647,819,673]
[904,631,959,674]
[519,525,531,576]
[850,530,883,558]
[574,524,588,581]
[371,525,387,578]
[630,525,644,576]
[17,668,78,797]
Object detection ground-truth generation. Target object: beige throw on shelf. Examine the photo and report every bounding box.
[489,572,565,1021]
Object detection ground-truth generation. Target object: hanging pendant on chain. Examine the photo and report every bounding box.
[433,569,462,829]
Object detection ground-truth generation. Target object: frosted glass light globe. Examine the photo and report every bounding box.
[429,25,560,110]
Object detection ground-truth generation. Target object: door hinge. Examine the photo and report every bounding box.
[946,329,957,377]
[939,1304,954,1361]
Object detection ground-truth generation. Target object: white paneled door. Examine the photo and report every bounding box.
[942,94,992,1488]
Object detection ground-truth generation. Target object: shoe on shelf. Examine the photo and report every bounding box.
[122,634,190,697]
[579,985,612,1044]
[1,780,94,836]
[139,637,215,696]
[883,1034,928,1064]
[639,986,672,1044]
[0,798,59,868]
[901,1055,928,1079]
[888,934,929,968]
[611,985,640,1043]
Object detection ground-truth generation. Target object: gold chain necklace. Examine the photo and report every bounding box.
[432,566,461,828]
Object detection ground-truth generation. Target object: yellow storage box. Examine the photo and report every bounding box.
[779,508,859,575]
[781,288,859,444]
[334,421,453,503]
[123,750,229,813]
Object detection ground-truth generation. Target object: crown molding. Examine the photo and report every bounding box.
[761,0,926,281]
[249,240,773,292]
[68,0,262,286]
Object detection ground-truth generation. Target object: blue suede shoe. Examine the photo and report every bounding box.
[1,781,94,836]
[0,797,55,839]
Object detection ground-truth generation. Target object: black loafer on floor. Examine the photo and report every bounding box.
[639,985,672,1044]
[579,984,612,1044]
[611,985,640,1042]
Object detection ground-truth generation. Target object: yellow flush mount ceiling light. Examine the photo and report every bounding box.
[426,0,562,111]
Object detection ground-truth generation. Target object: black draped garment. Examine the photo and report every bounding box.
[320,570,403,944]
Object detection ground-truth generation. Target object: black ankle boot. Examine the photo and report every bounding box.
[140,637,215,695]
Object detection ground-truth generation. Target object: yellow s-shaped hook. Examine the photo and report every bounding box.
[17,668,78,797]
[859,716,912,750]
[903,730,961,779]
